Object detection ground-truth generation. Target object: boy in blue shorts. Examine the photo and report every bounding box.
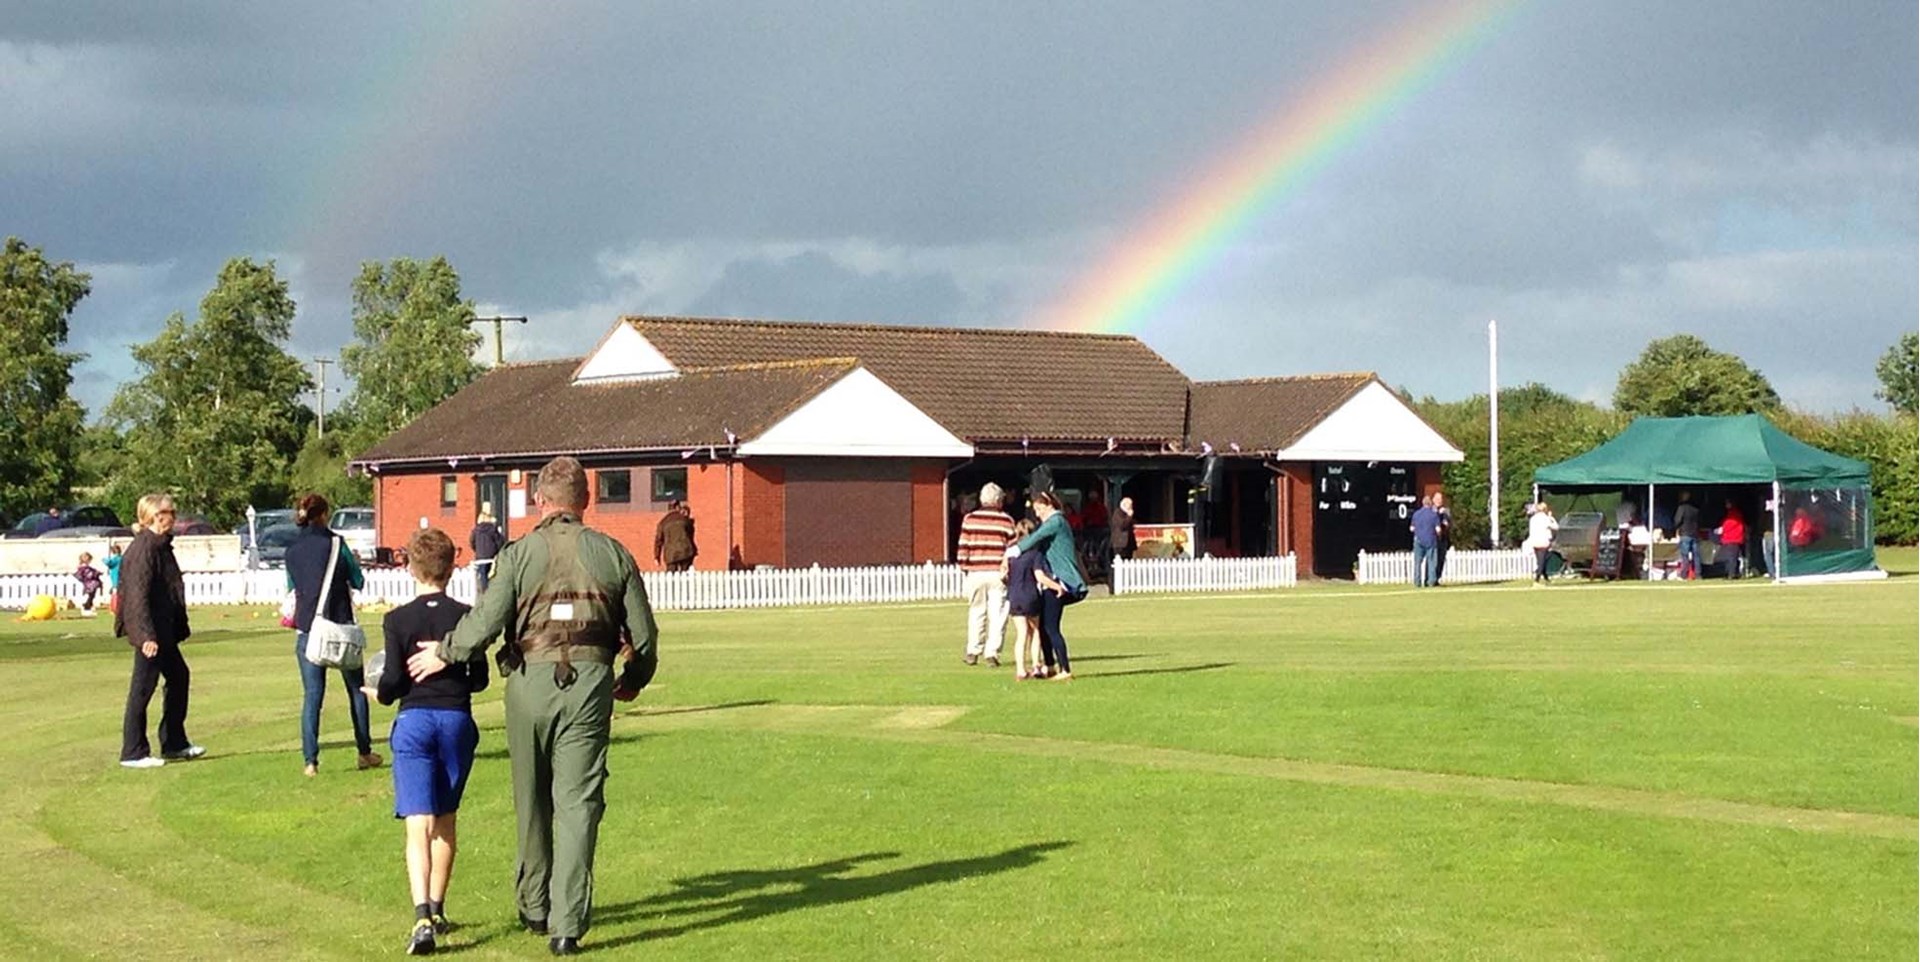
[364,528,489,955]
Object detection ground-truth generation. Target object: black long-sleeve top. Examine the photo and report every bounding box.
[113,529,190,648]
[376,592,490,710]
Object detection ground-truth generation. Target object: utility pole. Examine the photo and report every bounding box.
[467,315,529,366]
[1487,319,1500,547]
[313,356,334,438]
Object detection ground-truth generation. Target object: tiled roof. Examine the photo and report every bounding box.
[1188,373,1378,453]
[627,315,1192,442]
[352,357,857,466]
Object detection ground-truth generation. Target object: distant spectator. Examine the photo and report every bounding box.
[1081,489,1109,534]
[1526,501,1559,586]
[956,483,1016,667]
[75,551,103,615]
[31,506,64,537]
[1410,495,1441,587]
[105,543,123,592]
[468,504,505,592]
[654,500,697,572]
[1788,506,1821,548]
[1432,491,1454,583]
[1673,491,1702,580]
[1719,499,1746,580]
[1109,496,1137,562]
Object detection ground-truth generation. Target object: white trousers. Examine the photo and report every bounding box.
[963,570,1009,658]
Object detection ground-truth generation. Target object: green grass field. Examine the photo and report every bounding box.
[2,552,1914,960]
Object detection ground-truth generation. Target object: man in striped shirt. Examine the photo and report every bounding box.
[957,483,1016,666]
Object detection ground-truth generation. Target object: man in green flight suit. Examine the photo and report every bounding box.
[408,456,658,956]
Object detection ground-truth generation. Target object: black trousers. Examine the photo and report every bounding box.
[122,644,191,761]
[1039,591,1073,674]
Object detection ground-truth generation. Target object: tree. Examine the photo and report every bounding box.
[340,257,481,456]
[105,259,312,526]
[1612,334,1780,417]
[1874,332,1917,415]
[0,237,90,514]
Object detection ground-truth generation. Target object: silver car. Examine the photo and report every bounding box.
[331,507,377,561]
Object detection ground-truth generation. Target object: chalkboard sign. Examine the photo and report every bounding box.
[1591,528,1624,579]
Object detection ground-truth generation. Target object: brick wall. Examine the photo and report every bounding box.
[733,461,786,569]
[909,463,947,563]
[1273,462,1315,570]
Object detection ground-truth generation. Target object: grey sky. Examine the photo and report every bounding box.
[4,1,1913,417]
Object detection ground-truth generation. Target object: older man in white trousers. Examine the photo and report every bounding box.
[955,483,1016,665]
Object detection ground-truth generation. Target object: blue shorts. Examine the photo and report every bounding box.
[390,708,479,818]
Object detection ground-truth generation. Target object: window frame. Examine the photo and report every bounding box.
[439,475,459,508]
[650,467,689,504]
[596,468,633,505]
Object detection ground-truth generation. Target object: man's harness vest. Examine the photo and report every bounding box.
[508,521,622,687]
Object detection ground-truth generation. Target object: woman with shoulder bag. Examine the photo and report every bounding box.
[286,493,382,777]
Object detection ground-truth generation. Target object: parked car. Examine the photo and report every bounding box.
[2,504,123,538]
[173,515,220,536]
[236,508,295,550]
[331,507,377,561]
[254,523,303,568]
[38,525,136,540]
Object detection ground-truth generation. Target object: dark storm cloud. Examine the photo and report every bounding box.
[5,1,1914,414]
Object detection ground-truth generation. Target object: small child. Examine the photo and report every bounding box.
[361,528,489,955]
[1004,519,1059,679]
[74,552,104,616]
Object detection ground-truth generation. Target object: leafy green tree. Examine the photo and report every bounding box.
[105,259,312,526]
[289,427,372,509]
[1416,384,1626,547]
[340,257,481,457]
[1613,334,1780,417]
[0,237,89,514]
[1874,332,1917,415]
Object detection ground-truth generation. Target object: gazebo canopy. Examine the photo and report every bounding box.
[1534,415,1869,487]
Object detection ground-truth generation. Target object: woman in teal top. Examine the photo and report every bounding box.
[1012,492,1085,680]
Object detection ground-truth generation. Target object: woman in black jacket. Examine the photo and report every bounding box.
[116,493,203,768]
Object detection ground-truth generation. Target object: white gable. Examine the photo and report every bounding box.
[573,322,677,383]
[1275,381,1464,462]
[739,368,973,458]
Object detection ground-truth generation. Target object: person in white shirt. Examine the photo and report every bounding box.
[1526,502,1559,585]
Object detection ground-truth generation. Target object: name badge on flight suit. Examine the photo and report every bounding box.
[550,602,575,621]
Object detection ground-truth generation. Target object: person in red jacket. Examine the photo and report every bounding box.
[1719,500,1746,580]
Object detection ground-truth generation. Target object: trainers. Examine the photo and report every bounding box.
[163,745,206,761]
[519,912,548,935]
[963,654,979,666]
[985,656,1000,667]
[119,756,165,769]
[430,913,450,936]
[407,918,436,955]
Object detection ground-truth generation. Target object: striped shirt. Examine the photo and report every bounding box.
[955,509,1017,571]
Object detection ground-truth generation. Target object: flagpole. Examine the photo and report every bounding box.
[1488,319,1501,546]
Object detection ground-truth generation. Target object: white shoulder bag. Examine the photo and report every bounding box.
[303,536,366,670]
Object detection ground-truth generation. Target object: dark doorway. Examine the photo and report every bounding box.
[476,474,509,539]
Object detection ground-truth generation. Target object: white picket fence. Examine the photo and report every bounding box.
[0,562,965,612]
[1112,554,1298,595]
[1354,547,1535,585]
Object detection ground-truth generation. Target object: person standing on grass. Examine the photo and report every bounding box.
[105,542,123,600]
[363,528,490,956]
[1003,518,1052,679]
[286,492,382,777]
[1008,491,1086,681]
[957,482,1016,667]
[116,493,204,769]
[408,456,658,956]
[1526,501,1559,586]
[1409,495,1441,588]
[1673,491,1702,580]
[1432,491,1453,583]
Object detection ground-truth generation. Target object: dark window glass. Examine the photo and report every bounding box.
[598,469,632,504]
[651,468,688,503]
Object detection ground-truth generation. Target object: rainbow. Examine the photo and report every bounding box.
[1039,0,1527,335]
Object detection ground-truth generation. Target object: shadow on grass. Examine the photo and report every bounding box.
[624,699,777,719]
[592,841,1073,947]
[1066,653,1153,663]
[1084,662,1234,680]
